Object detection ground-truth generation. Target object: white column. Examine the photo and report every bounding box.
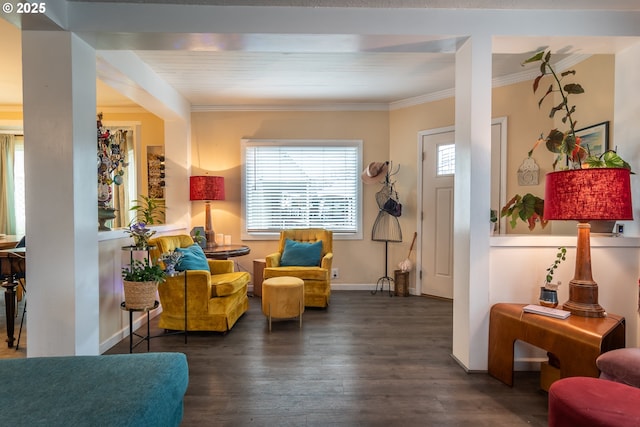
[452,35,493,371]
[22,30,99,356]
[613,41,640,346]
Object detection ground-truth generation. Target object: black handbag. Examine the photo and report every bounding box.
[382,198,402,217]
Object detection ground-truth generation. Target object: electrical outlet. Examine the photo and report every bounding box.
[331,268,339,279]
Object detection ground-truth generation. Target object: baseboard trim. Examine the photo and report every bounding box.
[250,283,414,293]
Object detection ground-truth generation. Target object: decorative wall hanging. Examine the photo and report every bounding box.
[97,113,128,231]
[147,146,165,199]
[517,157,539,186]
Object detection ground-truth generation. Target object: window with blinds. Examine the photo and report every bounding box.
[242,139,362,239]
[437,143,455,176]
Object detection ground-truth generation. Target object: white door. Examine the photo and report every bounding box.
[419,120,505,299]
[421,130,455,299]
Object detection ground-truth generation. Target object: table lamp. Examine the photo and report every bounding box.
[189,176,225,248]
[544,168,632,317]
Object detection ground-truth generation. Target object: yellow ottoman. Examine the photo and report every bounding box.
[262,277,305,332]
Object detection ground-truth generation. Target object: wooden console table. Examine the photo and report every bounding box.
[488,302,625,386]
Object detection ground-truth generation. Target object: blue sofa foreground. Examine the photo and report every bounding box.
[0,352,188,426]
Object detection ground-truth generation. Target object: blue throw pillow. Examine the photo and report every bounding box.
[175,244,210,271]
[280,239,323,267]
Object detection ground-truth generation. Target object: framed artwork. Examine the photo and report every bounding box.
[575,121,609,158]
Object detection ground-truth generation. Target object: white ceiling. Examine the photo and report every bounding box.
[2,2,640,110]
[0,19,558,110]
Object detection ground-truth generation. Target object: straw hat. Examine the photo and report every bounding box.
[361,161,388,184]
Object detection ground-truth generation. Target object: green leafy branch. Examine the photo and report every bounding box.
[545,247,567,284]
[130,195,165,225]
[500,193,548,231]
[583,150,633,171]
[523,51,585,169]
[122,258,166,282]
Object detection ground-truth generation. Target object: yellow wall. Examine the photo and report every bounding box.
[3,55,613,285]
[190,110,390,283]
[0,111,22,121]
[493,55,614,234]
[389,98,455,267]
[381,55,614,274]
[101,111,165,198]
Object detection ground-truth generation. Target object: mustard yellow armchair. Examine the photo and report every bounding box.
[263,229,333,308]
[149,235,249,332]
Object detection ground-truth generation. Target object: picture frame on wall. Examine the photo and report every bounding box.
[575,121,609,158]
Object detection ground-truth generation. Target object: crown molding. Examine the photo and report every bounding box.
[98,106,150,114]
[191,103,390,112]
[389,88,455,110]
[195,54,591,112]
[492,53,592,89]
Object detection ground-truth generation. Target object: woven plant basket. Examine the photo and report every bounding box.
[123,280,158,310]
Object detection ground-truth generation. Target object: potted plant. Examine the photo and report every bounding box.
[191,228,206,249]
[158,250,183,276]
[524,50,631,171]
[130,195,165,225]
[124,222,156,248]
[502,51,632,230]
[501,193,547,231]
[121,258,165,309]
[539,247,566,307]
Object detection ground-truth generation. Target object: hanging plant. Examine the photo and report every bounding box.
[523,50,631,171]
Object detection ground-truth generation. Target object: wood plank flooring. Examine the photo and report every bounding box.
[105,291,549,426]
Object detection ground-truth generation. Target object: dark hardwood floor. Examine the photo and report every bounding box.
[106,291,549,426]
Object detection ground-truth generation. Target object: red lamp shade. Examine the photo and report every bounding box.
[544,168,633,222]
[189,176,225,201]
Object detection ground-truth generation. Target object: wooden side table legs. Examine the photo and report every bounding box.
[2,280,18,348]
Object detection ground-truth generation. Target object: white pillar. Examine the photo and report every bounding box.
[22,30,99,356]
[613,41,640,346]
[452,35,493,371]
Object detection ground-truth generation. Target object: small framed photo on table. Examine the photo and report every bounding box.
[575,121,609,157]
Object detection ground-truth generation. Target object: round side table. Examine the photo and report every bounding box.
[120,300,159,353]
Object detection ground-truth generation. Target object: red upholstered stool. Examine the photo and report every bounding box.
[597,348,640,387]
[549,377,640,427]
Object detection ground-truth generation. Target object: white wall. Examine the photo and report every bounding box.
[98,224,188,353]
[491,236,640,362]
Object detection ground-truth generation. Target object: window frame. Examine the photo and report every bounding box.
[241,138,363,240]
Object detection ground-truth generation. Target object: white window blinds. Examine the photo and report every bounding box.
[243,139,362,237]
[437,143,455,176]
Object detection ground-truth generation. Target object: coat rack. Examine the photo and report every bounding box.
[370,161,402,296]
